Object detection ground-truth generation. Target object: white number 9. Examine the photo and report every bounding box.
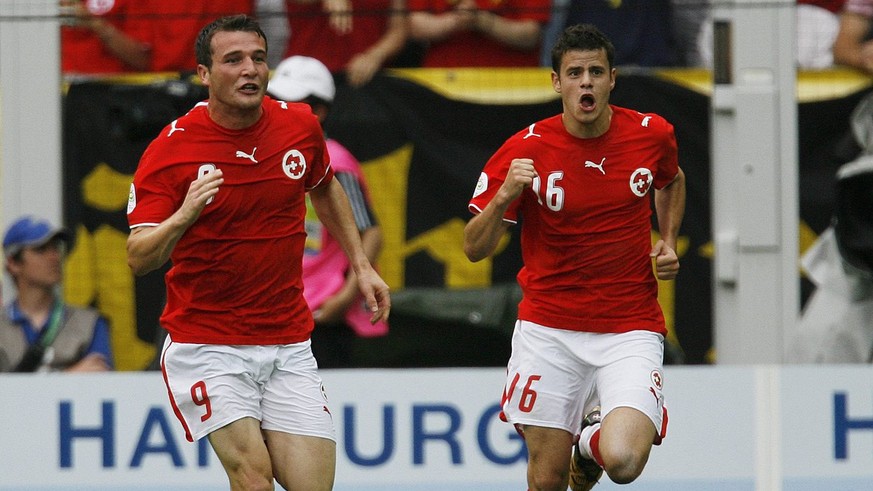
[198,163,217,205]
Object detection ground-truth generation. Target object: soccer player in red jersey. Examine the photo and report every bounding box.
[464,24,686,491]
[126,15,390,491]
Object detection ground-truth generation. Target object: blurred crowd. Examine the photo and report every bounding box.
[61,0,868,80]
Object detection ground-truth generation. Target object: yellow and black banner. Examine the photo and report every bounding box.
[63,70,870,369]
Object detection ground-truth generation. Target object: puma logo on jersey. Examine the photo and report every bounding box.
[584,157,606,175]
[235,147,258,163]
[641,116,652,127]
[167,120,185,137]
[523,124,541,139]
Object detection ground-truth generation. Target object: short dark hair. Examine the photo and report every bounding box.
[551,23,615,73]
[195,14,268,68]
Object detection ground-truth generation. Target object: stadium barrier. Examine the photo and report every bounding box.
[1,366,872,490]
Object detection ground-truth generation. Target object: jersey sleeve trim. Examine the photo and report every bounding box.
[306,164,333,191]
[468,203,518,225]
[129,222,161,229]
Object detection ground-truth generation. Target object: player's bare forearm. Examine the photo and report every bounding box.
[127,170,223,275]
[317,225,383,323]
[464,203,511,262]
[465,158,533,261]
[360,226,383,265]
[126,219,187,276]
[310,179,369,267]
[651,167,685,281]
[654,167,685,250]
[310,179,391,322]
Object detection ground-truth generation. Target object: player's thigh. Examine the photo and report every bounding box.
[599,406,657,461]
[521,424,574,477]
[207,417,272,478]
[502,321,595,434]
[162,340,264,442]
[595,331,666,441]
[260,342,336,442]
[265,430,336,491]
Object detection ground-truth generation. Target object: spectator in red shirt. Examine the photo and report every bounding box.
[284,0,408,86]
[408,0,550,67]
[144,1,254,72]
[61,0,254,75]
[61,0,150,74]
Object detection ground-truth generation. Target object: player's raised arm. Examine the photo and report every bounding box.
[464,158,535,262]
[127,169,224,276]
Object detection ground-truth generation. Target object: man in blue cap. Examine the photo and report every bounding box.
[1,216,113,372]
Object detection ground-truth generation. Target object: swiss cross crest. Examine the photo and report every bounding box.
[651,369,663,390]
[282,149,307,180]
[630,168,654,197]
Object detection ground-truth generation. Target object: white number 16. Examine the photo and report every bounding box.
[532,171,564,211]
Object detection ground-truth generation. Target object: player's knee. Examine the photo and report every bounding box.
[225,461,274,491]
[234,473,274,491]
[601,447,648,485]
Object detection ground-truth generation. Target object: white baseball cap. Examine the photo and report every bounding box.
[268,56,336,103]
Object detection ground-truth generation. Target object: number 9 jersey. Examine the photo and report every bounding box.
[127,96,334,345]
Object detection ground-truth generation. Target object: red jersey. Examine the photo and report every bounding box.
[408,0,551,67]
[284,0,393,72]
[127,96,334,345]
[468,107,679,335]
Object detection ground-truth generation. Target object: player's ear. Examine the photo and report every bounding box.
[197,64,210,86]
[551,71,561,93]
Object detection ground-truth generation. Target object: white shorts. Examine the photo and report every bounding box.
[501,320,667,442]
[160,336,335,443]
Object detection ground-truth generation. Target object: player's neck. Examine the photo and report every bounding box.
[208,100,263,130]
[564,106,612,139]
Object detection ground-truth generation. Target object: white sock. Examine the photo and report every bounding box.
[578,422,600,460]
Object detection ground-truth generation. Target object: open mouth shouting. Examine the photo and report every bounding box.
[580,93,596,112]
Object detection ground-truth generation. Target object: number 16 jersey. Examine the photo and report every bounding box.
[468,106,679,335]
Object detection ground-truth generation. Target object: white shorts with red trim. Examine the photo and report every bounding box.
[160,336,335,442]
[500,320,667,443]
